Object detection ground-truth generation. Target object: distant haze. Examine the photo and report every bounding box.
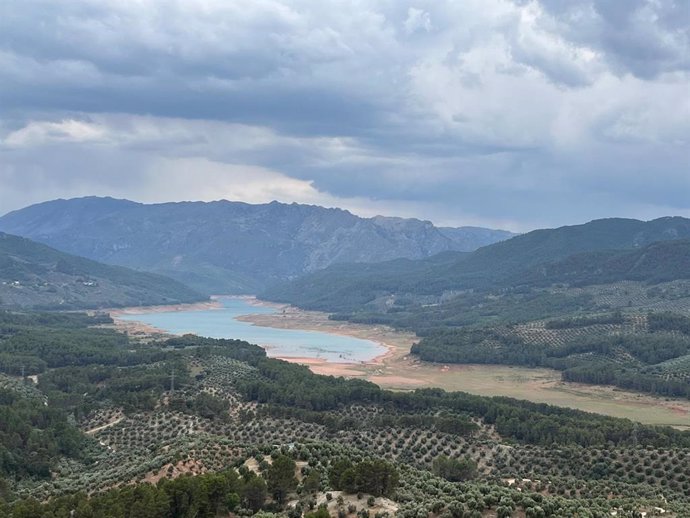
[1,1,688,232]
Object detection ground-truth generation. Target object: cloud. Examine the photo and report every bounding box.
[0,0,688,232]
[4,119,109,147]
[404,8,432,35]
[539,0,690,78]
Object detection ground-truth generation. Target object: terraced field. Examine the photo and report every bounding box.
[556,280,690,313]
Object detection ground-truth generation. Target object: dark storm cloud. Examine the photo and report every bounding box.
[0,0,406,136]
[538,0,690,78]
[0,0,688,230]
[1,80,385,137]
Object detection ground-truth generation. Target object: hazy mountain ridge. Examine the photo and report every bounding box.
[0,197,515,294]
[0,232,204,310]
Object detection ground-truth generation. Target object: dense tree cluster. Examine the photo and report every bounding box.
[165,334,267,364]
[0,312,168,376]
[265,455,297,503]
[0,311,111,328]
[0,389,84,478]
[412,325,690,398]
[648,311,690,335]
[239,360,383,411]
[562,365,690,398]
[5,470,258,518]
[414,328,690,368]
[329,459,399,497]
[431,455,477,482]
[39,361,190,414]
[169,392,230,421]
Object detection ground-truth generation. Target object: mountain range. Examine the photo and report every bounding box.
[0,197,515,294]
[262,216,690,311]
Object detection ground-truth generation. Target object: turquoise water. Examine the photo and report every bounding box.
[119,297,385,363]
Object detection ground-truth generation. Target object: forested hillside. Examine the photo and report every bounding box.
[412,312,690,398]
[263,218,690,311]
[0,232,204,309]
[1,313,688,517]
[521,239,690,286]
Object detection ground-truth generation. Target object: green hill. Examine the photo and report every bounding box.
[264,251,471,312]
[263,217,690,311]
[0,232,205,310]
[1,314,688,516]
[521,238,690,286]
[457,216,690,281]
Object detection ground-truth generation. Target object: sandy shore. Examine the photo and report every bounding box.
[109,298,222,316]
[235,298,416,372]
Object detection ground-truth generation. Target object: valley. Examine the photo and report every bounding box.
[3,208,690,517]
[4,4,688,515]
[116,297,690,428]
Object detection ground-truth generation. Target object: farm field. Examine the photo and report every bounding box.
[2,310,690,517]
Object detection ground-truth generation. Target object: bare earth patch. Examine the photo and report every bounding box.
[111,299,223,316]
[144,459,207,484]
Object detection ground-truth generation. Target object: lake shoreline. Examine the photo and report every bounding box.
[109,298,224,316]
[111,296,390,364]
[108,295,690,428]
[234,297,411,370]
[234,298,690,428]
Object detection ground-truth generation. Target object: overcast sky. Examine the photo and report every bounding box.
[1,0,688,231]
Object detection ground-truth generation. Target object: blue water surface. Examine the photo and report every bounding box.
[119,297,385,363]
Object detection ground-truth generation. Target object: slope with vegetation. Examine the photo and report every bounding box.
[412,311,690,398]
[0,232,204,310]
[0,313,688,516]
[263,218,690,310]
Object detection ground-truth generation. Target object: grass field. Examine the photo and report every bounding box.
[364,362,689,429]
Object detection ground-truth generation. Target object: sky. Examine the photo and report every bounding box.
[0,0,688,232]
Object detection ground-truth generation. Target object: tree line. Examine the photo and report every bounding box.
[411,324,690,398]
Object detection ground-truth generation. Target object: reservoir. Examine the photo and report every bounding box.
[117,297,386,363]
